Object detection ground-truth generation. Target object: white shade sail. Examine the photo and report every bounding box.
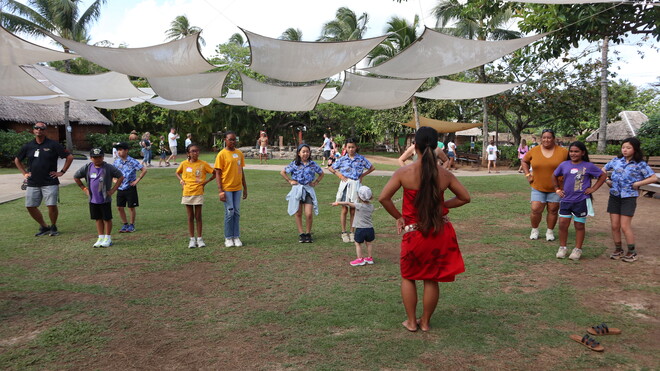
[34,65,146,100]
[363,27,546,78]
[240,73,326,112]
[330,73,426,110]
[51,33,214,78]
[148,71,229,101]
[13,95,71,105]
[215,89,248,106]
[0,26,71,66]
[147,97,213,111]
[415,79,522,100]
[401,116,482,133]
[244,29,387,83]
[83,98,145,109]
[0,66,59,96]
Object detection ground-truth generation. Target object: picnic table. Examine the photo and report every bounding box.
[456,152,480,166]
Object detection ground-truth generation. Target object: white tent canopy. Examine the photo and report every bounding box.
[0,26,71,66]
[240,73,326,112]
[319,87,338,103]
[0,65,59,96]
[147,97,213,111]
[215,89,248,106]
[13,95,71,105]
[244,29,387,83]
[363,28,546,78]
[148,71,229,101]
[83,98,146,110]
[415,79,522,100]
[51,33,214,78]
[330,73,426,110]
[34,65,146,100]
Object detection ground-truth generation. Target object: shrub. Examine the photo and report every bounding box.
[638,114,660,156]
[86,133,144,159]
[0,130,34,167]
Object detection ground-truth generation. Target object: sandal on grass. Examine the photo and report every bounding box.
[570,334,604,352]
[587,323,621,336]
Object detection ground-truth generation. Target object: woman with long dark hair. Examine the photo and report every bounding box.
[379,127,470,332]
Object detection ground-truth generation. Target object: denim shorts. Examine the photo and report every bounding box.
[530,188,561,203]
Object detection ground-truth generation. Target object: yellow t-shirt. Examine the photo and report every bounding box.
[214,148,245,192]
[176,160,214,196]
[523,145,568,193]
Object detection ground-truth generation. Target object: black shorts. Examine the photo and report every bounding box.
[559,199,588,218]
[607,195,636,217]
[354,227,375,243]
[117,187,139,208]
[323,150,331,159]
[90,202,112,221]
[300,192,314,205]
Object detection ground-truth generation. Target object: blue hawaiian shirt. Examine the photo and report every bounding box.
[284,160,323,185]
[331,153,373,180]
[604,157,655,198]
[113,156,144,190]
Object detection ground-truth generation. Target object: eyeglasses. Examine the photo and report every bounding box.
[34,126,47,130]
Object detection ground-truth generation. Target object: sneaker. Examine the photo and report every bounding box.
[119,224,129,233]
[568,248,582,261]
[546,229,555,241]
[35,225,50,236]
[306,233,313,243]
[556,246,568,259]
[225,238,234,247]
[529,228,539,240]
[621,252,637,263]
[364,257,374,265]
[126,224,135,233]
[233,238,243,247]
[299,233,306,243]
[196,237,206,248]
[93,237,104,248]
[341,232,350,243]
[100,238,112,248]
[350,258,366,266]
[610,249,625,260]
[188,237,197,249]
[349,232,355,242]
[48,225,59,236]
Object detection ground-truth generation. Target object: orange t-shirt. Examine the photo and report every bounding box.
[523,145,568,192]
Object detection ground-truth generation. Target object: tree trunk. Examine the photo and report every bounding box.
[597,36,609,154]
[63,56,73,151]
[411,96,420,131]
[479,63,488,167]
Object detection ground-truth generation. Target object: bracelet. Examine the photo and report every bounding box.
[82,187,87,191]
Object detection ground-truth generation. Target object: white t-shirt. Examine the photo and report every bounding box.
[184,138,192,148]
[168,132,179,148]
[447,142,456,153]
[487,145,498,161]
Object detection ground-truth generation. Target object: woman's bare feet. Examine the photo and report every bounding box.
[416,319,430,332]
[402,320,418,332]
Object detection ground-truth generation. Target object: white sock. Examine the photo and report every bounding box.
[547,229,553,233]
[98,235,103,239]
[531,228,539,233]
[105,235,111,241]
[561,246,566,249]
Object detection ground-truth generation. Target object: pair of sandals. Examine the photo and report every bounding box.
[570,323,622,352]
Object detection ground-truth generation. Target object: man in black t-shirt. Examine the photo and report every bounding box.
[14,122,74,236]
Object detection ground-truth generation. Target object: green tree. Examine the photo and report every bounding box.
[367,15,419,67]
[279,27,303,41]
[165,14,205,46]
[318,7,369,42]
[637,113,660,157]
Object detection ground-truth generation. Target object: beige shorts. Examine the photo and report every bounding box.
[181,195,204,205]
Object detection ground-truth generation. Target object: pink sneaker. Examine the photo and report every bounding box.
[350,258,365,266]
[363,257,374,265]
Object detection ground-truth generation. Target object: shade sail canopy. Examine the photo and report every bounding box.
[51,33,214,78]
[415,79,522,100]
[13,95,71,105]
[244,29,387,82]
[318,87,338,103]
[147,97,212,111]
[0,66,59,96]
[215,89,248,106]
[363,28,545,78]
[330,73,425,110]
[83,98,145,110]
[402,116,482,133]
[34,65,146,100]
[240,73,326,112]
[1,26,72,66]
[148,71,229,101]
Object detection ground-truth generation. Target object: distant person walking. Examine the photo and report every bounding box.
[486,140,498,173]
[320,133,332,167]
[140,132,153,167]
[215,131,248,247]
[167,128,180,165]
[446,140,456,170]
[14,122,73,237]
[517,139,529,173]
[158,135,170,167]
[185,133,192,150]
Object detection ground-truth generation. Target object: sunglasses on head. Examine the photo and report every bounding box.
[542,129,555,134]
[34,126,47,130]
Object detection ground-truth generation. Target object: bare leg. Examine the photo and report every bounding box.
[340,205,348,232]
[26,207,48,228]
[194,205,203,237]
[559,217,571,246]
[117,207,128,224]
[304,203,313,234]
[530,201,546,228]
[295,205,304,234]
[546,202,560,230]
[95,219,104,235]
[419,280,439,331]
[574,221,585,249]
[365,241,373,257]
[104,220,112,235]
[349,207,356,233]
[354,241,363,258]
[609,213,622,245]
[186,205,195,237]
[46,205,58,226]
[620,215,635,245]
[401,278,418,331]
[129,207,136,224]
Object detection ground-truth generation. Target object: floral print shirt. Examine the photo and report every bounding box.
[331,153,373,180]
[604,156,655,198]
[284,160,323,185]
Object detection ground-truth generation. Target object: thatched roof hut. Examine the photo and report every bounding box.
[586,111,648,142]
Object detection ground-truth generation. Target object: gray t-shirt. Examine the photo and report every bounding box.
[352,202,374,229]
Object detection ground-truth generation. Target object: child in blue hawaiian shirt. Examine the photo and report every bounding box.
[603,137,657,262]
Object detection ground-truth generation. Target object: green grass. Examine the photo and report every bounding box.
[0,171,656,369]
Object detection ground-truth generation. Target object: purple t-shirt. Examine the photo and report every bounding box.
[553,160,602,203]
[89,166,105,204]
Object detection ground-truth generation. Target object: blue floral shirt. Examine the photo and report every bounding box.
[331,154,372,180]
[284,160,323,185]
[604,157,655,198]
[113,156,144,190]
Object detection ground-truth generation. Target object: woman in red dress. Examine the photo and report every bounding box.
[379,127,471,332]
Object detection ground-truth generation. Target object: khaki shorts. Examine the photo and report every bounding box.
[25,185,59,207]
[182,195,204,205]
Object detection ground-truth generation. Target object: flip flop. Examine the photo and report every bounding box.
[587,323,622,336]
[402,320,418,332]
[570,334,604,352]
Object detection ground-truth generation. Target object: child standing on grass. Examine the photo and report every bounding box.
[113,142,147,233]
[603,137,657,262]
[73,148,124,248]
[176,144,216,248]
[215,131,248,248]
[280,144,324,243]
[379,127,470,332]
[333,186,376,266]
[552,141,607,261]
[159,135,169,167]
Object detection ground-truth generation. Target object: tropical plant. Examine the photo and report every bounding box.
[318,7,369,42]
[367,15,419,66]
[279,27,303,41]
[164,14,205,46]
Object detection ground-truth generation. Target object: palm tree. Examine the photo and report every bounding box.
[318,7,369,42]
[279,27,303,41]
[367,15,419,66]
[228,32,245,46]
[165,14,205,46]
[1,0,108,151]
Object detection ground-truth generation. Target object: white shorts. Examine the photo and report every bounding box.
[25,185,59,207]
[181,195,204,205]
[259,146,267,155]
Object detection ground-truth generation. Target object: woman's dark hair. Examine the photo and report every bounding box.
[295,144,310,166]
[618,137,644,162]
[541,128,556,138]
[414,127,443,236]
[567,141,590,162]
[224,130,236,139]
[344,137,359,153]
[185,143,198,160]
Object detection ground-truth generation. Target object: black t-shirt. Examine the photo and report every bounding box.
[16,137,70,187]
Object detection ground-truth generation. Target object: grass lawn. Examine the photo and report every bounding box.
[0,170,656,369]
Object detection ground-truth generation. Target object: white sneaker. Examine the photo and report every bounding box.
[100,237,112,248]
[188,237,197,248]
[556,246,568,259]
[233,238,243,247]
[93,237,103,248]
[569,248,582,261]
[225,238,234,247]
[529,228,539,240]
[196,237,206,248]
[546,229,555,241]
